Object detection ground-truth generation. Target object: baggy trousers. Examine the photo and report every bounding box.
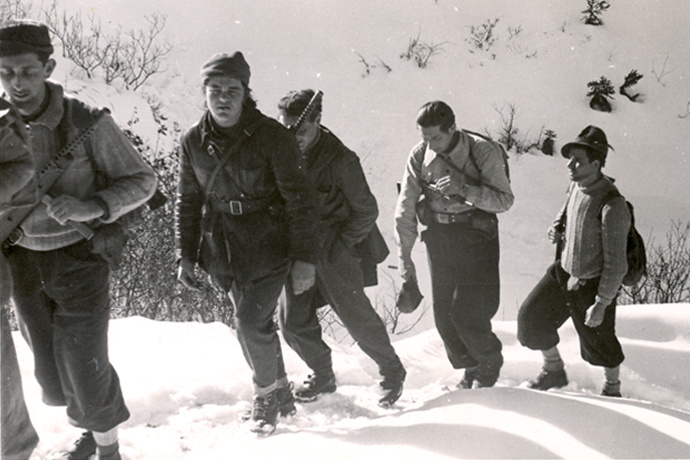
[9,242,130,432]
[280,238,402,378]
[517,261,625,368]
[423,221,503,369]
[233,260,291,392]
[2,306,39,460]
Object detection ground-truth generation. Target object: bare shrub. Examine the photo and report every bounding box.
[400,30,447,69]
[651,53,674,87]
[620,221,690,305]
[42,2,171,91]
[0,0,31,22]
[355,51,392,77]
[467,18,499,59]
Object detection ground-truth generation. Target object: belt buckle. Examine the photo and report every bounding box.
[229,200,243,215]
[437,213,450,224]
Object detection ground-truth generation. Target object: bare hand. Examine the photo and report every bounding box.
[434,175,464,196]
[177,258,201,291]
[548,226,563,244]
[291,260,316,295]
[44,195,103,225]
[585,301,607,327]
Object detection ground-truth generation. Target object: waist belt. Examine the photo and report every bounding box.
[210,195,276,215]
[430,210,475,225]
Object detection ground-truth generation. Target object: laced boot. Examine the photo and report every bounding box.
[601,380,622,397]
[378,365,406,408]
[276,381,297,416]
[457,366,478,389]
[249,391,279,436]
[475,354,503,388]
[528,368,568,391]
[66,431,97,460]
[294,372,337,402]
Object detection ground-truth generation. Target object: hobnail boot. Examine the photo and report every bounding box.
[527,369,568,391]
[66,431,97,460]
[378,366,406,408]
[294,373,337,402]
[249,391,279,436]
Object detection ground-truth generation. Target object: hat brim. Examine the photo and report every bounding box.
[561,141,607,158]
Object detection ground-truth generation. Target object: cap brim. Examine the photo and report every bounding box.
[561,141,606,158]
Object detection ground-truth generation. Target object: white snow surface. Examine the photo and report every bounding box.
[11,0,690,458]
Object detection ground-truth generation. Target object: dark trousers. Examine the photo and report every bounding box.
[423,221,503,369]
[233,260,290,391]
[280,239,402,378]
[9,243,130,432]
[2,306,39,460]
[517,261,625,368]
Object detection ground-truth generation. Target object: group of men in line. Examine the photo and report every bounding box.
[1,19,631,459]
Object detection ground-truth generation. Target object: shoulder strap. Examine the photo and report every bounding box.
[203,119,266,200]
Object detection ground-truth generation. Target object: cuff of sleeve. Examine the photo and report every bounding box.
[595,294,613,306]
[92,195,110,221]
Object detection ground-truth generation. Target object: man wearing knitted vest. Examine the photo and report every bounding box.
[517,125,630,397]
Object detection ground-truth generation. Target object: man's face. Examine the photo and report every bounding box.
[419,125,455,153]
[0,52,54,116]
[567,147,601,185]
[278,112,320,153]
[204,76,245,128]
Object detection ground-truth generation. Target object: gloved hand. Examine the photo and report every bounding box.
[177,258,201,291]
[291,260,316,295]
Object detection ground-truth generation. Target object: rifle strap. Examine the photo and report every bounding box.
[203,118,265,205]
[1,112,105,245]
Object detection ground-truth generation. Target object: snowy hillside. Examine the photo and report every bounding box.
[16,304,690,459]
[11,0,690,458]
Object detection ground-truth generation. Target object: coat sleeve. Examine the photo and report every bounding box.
[597,197,631,305]
[174,133,205,263]
[336,152,378,252]
[394,144,424,281]
[269,125,320,264]
[463,140,514,213]
[88,114,157,223]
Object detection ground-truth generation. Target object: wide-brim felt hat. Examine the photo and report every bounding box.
[561,125,612,158]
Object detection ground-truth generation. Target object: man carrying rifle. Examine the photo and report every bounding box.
[0,20,156,460]
[277,89,406,408]
[175,54,319,435]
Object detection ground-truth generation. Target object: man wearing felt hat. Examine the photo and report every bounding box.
[0,19,157,460]
[175,52,319,435]
[517,125,631,397]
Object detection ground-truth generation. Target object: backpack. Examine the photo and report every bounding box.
[599,190,647,286]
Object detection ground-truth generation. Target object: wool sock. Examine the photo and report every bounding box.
[541,347,565,372]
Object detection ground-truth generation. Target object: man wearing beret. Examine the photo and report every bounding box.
[0,19,157,459]
[276,89,406,408]
[175,52,319,435]
[517,125,630,397]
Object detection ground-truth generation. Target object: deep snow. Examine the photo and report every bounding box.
[6,0,690,458]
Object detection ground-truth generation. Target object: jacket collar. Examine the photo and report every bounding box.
[199,105,263,145]
[24,80,65,130]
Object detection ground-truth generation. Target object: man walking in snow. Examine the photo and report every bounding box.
[0,19,157,459]
[394,101,513,389]
[175,53,319,434]
[277,89,406,408]
[517,125,629,397]
[1,96,40,460]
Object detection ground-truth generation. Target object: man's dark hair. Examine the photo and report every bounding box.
[277,89,321,122]
[584,148,607,168]
[416,100,455,132]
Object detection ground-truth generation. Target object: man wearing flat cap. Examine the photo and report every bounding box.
[0,19,157,460]
[175,52,319,435]
[517,125,631,397]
